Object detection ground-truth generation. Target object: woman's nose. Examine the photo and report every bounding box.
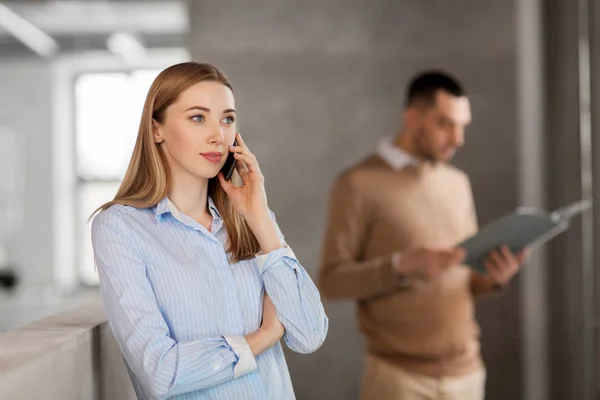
[208,124,224,144]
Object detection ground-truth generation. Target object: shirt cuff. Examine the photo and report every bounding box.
[256,246,298,274]
[390,252,411,288]
[223,335,258,378]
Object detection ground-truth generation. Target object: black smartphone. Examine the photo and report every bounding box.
[221,139,238,181]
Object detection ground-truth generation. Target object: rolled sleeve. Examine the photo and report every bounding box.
[256,246,298,274]
[257,212,328,354]
[223,335,258,378]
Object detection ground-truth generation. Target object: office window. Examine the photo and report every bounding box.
[75,70,160,285]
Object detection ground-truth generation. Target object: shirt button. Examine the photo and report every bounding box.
[212,365,219,371]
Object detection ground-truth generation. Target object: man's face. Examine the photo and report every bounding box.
[410,90,472,162]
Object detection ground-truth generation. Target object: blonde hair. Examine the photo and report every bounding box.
[93,62,260,262]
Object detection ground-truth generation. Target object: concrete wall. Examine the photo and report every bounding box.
[188,1,539,399]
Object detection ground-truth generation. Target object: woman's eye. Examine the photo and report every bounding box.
[191,115,205,123]
[223,116,235,124]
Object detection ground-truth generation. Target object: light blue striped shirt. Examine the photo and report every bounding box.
[91,197,328,399]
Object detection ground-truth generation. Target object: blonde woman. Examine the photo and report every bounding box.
[91,62,328,400]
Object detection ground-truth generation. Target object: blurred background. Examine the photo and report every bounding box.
[0,0,598,399]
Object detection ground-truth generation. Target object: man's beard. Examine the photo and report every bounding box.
[415,134,442,164]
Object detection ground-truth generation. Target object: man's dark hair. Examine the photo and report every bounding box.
[405,71,465,108]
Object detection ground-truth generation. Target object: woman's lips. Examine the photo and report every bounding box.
[200,153,223,163]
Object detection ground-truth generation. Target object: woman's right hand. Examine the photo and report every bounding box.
[244,294,284,356]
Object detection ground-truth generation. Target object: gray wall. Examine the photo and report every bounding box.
[0,58,55,289]
[189,1,533,399]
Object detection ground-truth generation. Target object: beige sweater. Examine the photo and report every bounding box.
[318,155,499,377]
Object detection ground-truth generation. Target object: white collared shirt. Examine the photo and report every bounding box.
[376,136,421,170]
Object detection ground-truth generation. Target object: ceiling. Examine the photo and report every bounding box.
[0,1,188,57]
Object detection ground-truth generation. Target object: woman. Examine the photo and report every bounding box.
[91,62,328,400]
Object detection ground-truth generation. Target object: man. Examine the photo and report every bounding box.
[318,71,529,400]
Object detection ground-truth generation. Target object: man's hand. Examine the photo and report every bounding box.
[396,247,466,280]
[484,245,530,285]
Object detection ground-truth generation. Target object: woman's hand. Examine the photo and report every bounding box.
[244,294,284,357]
[218,133,269,223]
[218,133,283,253]
[260,294,284,340]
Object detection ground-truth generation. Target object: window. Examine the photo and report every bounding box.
[75,70,160,285]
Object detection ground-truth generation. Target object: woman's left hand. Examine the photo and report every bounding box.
[218,133,269,223]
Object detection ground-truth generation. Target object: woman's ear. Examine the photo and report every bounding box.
[152,119,164,144]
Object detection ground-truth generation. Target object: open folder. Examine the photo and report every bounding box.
[458,199,593,273]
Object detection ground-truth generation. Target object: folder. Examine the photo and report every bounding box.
[458,199,593,273]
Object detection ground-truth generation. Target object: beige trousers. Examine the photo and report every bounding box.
[361,355,486,400]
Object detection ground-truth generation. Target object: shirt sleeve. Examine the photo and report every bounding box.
[257,211,329,354]
[317,174,408,300]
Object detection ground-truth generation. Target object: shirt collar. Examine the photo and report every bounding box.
[376,136,421,171]
[154,197,170,220]
[154,196,222,222]
[207,197,222,221]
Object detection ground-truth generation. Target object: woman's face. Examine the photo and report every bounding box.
[153,81,237,181]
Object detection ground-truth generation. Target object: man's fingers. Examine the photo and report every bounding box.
[485,259,503,280]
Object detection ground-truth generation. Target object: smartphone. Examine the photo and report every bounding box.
[221,139,238,181]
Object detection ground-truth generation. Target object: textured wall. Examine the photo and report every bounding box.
[188,1,523,399]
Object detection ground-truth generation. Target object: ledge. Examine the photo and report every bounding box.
[0,294,135,399]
